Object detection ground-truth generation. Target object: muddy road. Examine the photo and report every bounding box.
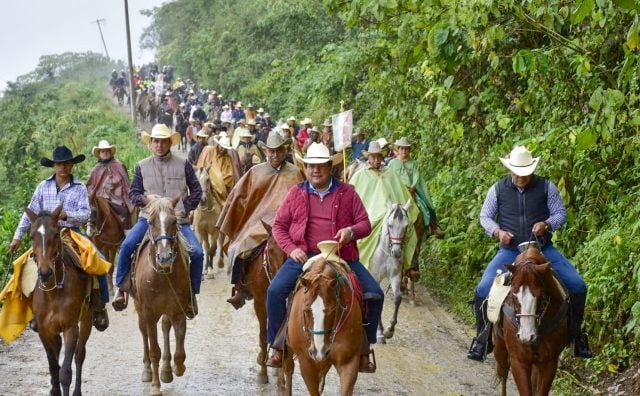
[0,267,515,395]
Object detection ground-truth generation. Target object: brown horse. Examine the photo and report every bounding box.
[493,247,570,396]
[26,206,94,396]
[193,167,224,277]
[280,257,363,396]
[87,193,125,290]
[132,197,190,396]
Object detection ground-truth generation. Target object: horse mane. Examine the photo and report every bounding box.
[146,197,191,258]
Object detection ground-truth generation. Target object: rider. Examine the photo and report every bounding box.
[112,124,203,319]
[265,142,384,373]
[86,140,134,231]
[467,145,593,361]
[9,145,110,332]
[220,134,304,309]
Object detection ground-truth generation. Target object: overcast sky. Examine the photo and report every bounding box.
[0,0,167,92]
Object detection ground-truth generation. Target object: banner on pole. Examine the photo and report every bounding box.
[331,109,353,151]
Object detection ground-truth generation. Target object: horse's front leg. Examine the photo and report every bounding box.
[254,297,269,384]
[39,331,63,396]
[534,360,559,396]
[72,315,93,396]
[60,326,80,396]
[384,271,403,339]
[171,314,187,378]
[160,315,174,383]
[509,357,533,396]
[335,355,360,396]
[146,320,162,396]
[297,357,321,396]
[137,312,152,383]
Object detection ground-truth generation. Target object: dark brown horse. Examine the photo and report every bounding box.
[87,193,125,291]
[493,247,570,396]
[132,197,190,396]
[280,257,363,396]
[26,206,94,396]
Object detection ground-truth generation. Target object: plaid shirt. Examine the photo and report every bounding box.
[13,174,90,241]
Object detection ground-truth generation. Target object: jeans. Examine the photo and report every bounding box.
[475,245,587,298]
[115,218,203,294]
[266,256,384,345]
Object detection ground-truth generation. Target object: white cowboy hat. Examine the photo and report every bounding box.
[222,104,229,109]
[195,129,209,138]
[301,117,313,125]
[322,118,332,127]
[287,116,296,122]
[247,103,254,108]
[141,124,181,146]
[499,146,540,176]
[257,107,265,113]
[362,141,386,157]
[302,142,331,164]
[258,134,291,150]
[214,135,233,150]
[376,137,390,149]
[281,124,292,131]
[92,140,116,158]
[394,137,412,147]
[237,128,254,138]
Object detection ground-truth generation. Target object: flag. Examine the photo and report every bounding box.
[331,109,353,151]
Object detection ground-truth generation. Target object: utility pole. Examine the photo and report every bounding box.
[124,0,136,122]
[92,19,110,59]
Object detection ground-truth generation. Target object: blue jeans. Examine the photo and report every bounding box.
[267,256,384,345]
[475,245,587,298]
[115,218,203,294]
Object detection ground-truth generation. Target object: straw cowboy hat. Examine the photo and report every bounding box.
[91,140,116,158]
[237,128,254,139]
[246,119,257,126]
[394,137,412,147]
[41,145,86,167]
[287,116,296,122]
[214,135,233,150]
[222,104,229,109]
[362,141,386,157]
[499,145,540,177]
[141,123,181,146]
[258,134,291,150]
[302,142,332,164]
[195,129,210,138]
[257,107,265,113]
[301,118,313,126]
[322,118,332,127]
[376,137,390,149]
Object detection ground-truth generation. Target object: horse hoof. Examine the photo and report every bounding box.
[256,374,269,384]
[161,368,174,383]
[377,336,387,344]
[173,363,186,377]
[150,385,162,396]
[384,330,395,339]
[141,367,152,382]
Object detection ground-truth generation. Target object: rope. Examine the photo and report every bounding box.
[1,252,15,291]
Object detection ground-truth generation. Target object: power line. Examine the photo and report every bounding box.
[92,18,110,59]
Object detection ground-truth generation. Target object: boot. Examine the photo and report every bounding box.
[186,292,198,319]
[467,295,493,362]
[29,318,38,333]
[429,217,445,239]
[406,256,421,282]
[226,286,246,310]
[359,336,376,373]
[91,289,109,332]
[112,288,128,311]
[570,292,593,358]
[266,348,283,368]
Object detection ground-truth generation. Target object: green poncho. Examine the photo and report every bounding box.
[387,158,434,226]
[350,165,419,269]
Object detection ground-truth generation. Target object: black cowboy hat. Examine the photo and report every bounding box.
[41,145,86,167]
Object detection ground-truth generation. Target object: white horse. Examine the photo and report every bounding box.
[369,200,412,344]
[193,167,225,278]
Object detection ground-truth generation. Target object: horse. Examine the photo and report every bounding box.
[493,246,570,396]
[25,206,94,396]
[280,257,363,396]
[131,197,191,396]
[369,201,412,344]
[193,167,224,277]
[114,86,126,106]
[87,193,125,291]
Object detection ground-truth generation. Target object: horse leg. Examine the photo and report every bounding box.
[534,361,559,396]
[216,233,225,269]
[335,357,360,396]
[492,331,509,396]
[205,234,215,279]
[137,313,152,383]
[160,315,174,383]
[384,273,403,339]
[171,314,187,378]
[282,352,294,396]
[40,332,63,396]
[72,316,92,396]
[377,319,386,344]
[253,298,269,384]
[59,326,80,396]
[509,358,533,396]
[146,321,162,396]
[297,357,321,396]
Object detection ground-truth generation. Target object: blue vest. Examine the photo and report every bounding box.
[496,175,552,249]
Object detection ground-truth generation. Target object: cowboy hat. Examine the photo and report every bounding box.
[258,134,291,150]
[264,113,271,118]
[355,128,366,135]
[394,137,412,147]
[362,141,386,157]
[376,137,390,149]
[214,135,233,150]
[236,101,243,108]
[247,103,254,108]
[302,142,331,164]
[91,140,116,158]
[322,118,332,127]
[222,104,229,109]
[246,119,257,126]
[195,129,209,138]
[257,107,265,113]
[287,116,296,122]
[281,124,292,131]
[301,117,313,125]
[237,128,254,139]
[141,124,181,146]
[41,145,86,167]
[499,146,540,176]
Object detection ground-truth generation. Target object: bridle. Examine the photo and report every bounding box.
[34,230,65,292]
[384,205,408,253]
[146,222,178,274]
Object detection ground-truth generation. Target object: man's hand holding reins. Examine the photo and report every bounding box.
[290,248,308,264]
[493,228,514,245]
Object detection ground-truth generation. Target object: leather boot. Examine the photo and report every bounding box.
[359,336,376,373]
[92,289,109,332]
[429,217,445,239]
[467,295,492,361]
[226,285,246,310]
[186,292,198,319]
[570,292,593,358]
[266,348,283,368]
[112,288,128,311]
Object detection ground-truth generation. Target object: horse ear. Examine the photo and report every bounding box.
[51,205,63,220]
[24,207,38,222]
[171,196,181,208]
[538,262,551,272]
[260,219,272,234]
[403,199,412,212]
[505,263,517,273]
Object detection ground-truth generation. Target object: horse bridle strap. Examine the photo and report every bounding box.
[501,297,568,336]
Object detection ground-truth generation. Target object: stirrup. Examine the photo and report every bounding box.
[467,337,486,362]
[112,290,128,312]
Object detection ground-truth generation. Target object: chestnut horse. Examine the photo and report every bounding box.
[281,257,363,396]
[26,206,94,396]
[132,198,190,396]
[493,247,570,396]
[193,167,224,277]
[87,193,125,290]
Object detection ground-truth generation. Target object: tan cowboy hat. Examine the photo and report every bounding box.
[499,146,540,177]
[91,140,116,158]
[362,141,386,157]
[287,116,296,122]
[246,119,257,126]
[264,113,271,118]
[214,135,233,149]
[301,117,313,126]
[247,103,254,108]
[376,137,390,149]
[355,128,366,135]
[394,137,412,147]
[302,142,331,164]
[141,123,181,146]
[237,128,253,138]
[195,129,209,138]
[236,101,243,108]
[258,134,291,150]
[322,118,332,127]
[217,131,228,138]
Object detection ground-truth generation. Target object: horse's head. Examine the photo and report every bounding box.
[385,201,412,258]
[26,206,63,288]
[506,247,551,345]
[146,197,182,273]
[86,191,101,237]
[300,258,344,362]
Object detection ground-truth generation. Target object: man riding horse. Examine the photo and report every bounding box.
[219,134,304,309]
